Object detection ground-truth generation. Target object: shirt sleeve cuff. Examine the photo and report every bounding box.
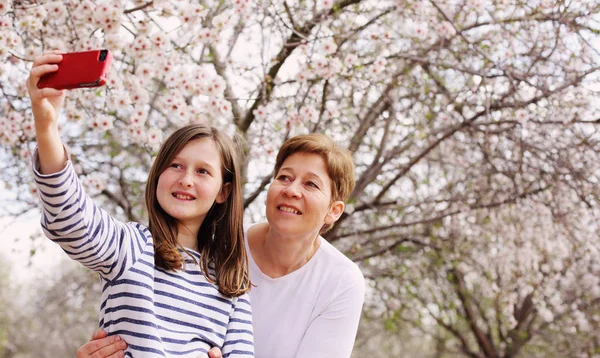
[31,144,72,178]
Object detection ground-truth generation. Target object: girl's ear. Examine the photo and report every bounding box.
[216,182,232,204]
[324,200,345,225]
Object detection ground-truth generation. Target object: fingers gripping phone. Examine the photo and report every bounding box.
[38,49,113,90]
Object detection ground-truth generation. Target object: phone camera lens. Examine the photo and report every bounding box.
[99,50,108,62]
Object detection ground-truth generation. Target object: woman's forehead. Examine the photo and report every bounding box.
[280,153,330,179]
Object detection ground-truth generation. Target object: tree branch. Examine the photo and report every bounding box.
[451,268,498,358]
[236,0,364,133]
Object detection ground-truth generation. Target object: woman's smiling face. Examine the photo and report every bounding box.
[266,152,344,238]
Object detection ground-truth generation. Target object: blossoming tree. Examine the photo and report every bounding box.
[1,0,599,356]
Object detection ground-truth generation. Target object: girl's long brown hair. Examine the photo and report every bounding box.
[145,124,250,297]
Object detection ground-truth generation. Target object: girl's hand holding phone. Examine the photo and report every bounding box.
[26,51,66,132]
[26,52,68,174]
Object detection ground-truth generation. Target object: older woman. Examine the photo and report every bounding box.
[78,133,365,358]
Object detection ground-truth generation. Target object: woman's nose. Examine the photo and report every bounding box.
[283,181,301,198]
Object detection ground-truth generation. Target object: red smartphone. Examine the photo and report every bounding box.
[37,49,113,90]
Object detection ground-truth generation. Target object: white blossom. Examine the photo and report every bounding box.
[89,115,114,131]
[253,105,268,121]
[319,38,338,56]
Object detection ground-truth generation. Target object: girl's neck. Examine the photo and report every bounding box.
[177,223,200,251]
[251,223,321,278]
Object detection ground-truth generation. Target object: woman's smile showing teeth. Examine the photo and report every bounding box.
[172,192,196,200]
[278,205,301,215]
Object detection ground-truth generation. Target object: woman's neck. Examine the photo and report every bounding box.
[250,223,321,278]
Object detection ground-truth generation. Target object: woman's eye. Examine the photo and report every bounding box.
[306,181,319,189]
[277,175,290,182]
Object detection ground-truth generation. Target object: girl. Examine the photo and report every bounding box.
[27,53,254,357]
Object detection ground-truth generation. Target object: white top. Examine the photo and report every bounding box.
[245,228,365,358]
[33,153,254,357]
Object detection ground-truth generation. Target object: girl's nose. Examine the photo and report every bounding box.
[179,172,193,187]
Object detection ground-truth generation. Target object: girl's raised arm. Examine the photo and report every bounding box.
[26,52,67,174]
[27,52,151,282]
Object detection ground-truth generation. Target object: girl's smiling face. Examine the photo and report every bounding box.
[156,138,228,235]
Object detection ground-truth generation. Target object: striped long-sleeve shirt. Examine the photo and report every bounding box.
[33,153,254,357]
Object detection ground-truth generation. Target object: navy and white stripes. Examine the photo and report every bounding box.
[33,157,254,357]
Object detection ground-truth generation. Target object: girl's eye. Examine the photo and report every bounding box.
[196,168,209,174]
[170,163,182,169]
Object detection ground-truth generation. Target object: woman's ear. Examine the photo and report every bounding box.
[324,200,345,225]
[216,182,232,204]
